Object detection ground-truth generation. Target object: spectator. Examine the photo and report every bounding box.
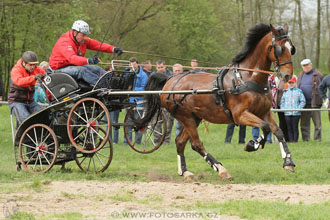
[49,20,123,86]
[34,61,49,104]
[151,60,173,76]
[318,74,330,121]
[281,76,306,143]
[124,57,148,145]
[173,63,183,136]
[8,51,46,123]
[224,124,246,144]
[142,60,152,77]
[190,59,203,72]
[297,59,323,141]
[276,80,290,141]
[152,60,174,145]
[39,61,49,71]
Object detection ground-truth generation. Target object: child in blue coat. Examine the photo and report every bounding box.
[280,76,306,143]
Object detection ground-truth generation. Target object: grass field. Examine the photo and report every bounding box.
[0,105,329,219]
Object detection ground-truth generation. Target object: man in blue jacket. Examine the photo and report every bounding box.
[124,57,148,145]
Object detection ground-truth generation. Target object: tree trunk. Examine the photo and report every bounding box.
[296,0,306,59]
[327,0,330,71]
[315,0,321,68]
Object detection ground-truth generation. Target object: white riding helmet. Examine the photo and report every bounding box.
[72,20,91,34]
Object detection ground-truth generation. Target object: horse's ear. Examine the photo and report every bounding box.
[283,24,289,33]
[270,24,279,36]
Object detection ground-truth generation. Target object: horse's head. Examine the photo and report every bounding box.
[268,24,295,82]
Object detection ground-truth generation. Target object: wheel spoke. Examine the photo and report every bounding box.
[33,128,39,146]
[95,153,105,167]
[73,127,88,141]
[90,127,105,141]
[87,157,92,171]
[92,157,97,171]
[26,151,37,165]
[96,151,109,158]
[82,102,89,122]
[73,110,88,123]
[26,133,38,146]
[78,155,87,165]
[38,154,43,170]
[91,101,96,120]
[22,143,36,150]
[40,127,44,143]
[41,152,51,165]
[33,154,39,170]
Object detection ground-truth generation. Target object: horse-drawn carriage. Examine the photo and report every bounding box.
[11,60,166,174]
[12,24,297,180]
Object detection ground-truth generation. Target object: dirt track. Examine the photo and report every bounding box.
[1,181,329,219]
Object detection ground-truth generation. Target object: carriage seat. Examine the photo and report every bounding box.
[44,73,92,100]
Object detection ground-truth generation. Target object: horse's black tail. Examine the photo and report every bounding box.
[133,73,170,129]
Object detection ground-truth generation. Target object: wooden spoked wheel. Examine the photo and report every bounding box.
[74,128,113,173]
[67,98,111,153]
[19,124,58,174]
[124,108,166,154]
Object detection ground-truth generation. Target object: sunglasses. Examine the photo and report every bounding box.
[288,82,295,84]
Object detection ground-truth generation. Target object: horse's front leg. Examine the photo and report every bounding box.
[237,111,270,152]
[181,121,232,181]
[266,112,295,172]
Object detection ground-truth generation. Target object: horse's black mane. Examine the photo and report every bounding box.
[232,23,271,63]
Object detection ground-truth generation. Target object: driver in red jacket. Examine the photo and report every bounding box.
[8,51,46,123]
[49,20,123,86]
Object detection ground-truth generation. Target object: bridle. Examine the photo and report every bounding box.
[267,30,295,76]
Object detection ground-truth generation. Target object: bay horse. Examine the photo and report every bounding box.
[135,24,296,180]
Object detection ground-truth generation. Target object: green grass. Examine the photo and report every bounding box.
[189,200,330,220]
[0,105,329,184]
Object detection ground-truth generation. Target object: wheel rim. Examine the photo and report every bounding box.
[124,108,166,154]
[74,128,113,173]
[67,98,111,153]
[19,124,58,174]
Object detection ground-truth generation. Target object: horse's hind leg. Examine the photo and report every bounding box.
[180,118,232,181]
[176,128,194,181]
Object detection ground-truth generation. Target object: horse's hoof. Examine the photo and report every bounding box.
[183,171,194,181]
[214,164,232,181]
[244,140,258,152]
[284,165,295,172]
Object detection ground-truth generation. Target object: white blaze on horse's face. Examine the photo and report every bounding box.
[284,41,292,54]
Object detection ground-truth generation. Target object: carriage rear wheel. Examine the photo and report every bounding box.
[19,124,58,174]
[74,128,113,173]
[67,98,111,153]
[124,107,166,154]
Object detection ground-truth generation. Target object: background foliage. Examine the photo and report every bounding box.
[1,0,329,99]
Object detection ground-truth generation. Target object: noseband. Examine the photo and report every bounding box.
[267,33,295,76]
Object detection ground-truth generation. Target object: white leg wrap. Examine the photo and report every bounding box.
[279,142,286,158]
[177,155,183,176]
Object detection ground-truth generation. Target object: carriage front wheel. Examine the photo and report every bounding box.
[124,107,166,154]
[74,128,113,173]
[19,124,58,174]
[67,98,111,153]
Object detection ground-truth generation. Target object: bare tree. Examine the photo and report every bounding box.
[327,0,330,71]
[315,0,321,68]
[296,0,307,59]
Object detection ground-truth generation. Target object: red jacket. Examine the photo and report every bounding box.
[49,30,115,69]
[8,59,45,104]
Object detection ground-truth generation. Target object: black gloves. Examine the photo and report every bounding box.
[34,73,44,80]
[88,55,99,64]
[113,47,123,56]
